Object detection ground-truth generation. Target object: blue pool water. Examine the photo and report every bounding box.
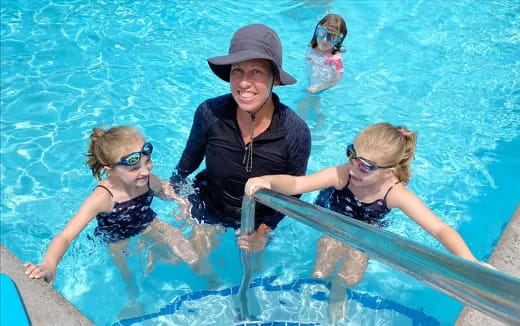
[1,0,519,325]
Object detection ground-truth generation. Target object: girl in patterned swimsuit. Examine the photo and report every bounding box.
[24,125,200,318]
[245,122,493,323]
[298,14,347,130]
[306,14,347,93]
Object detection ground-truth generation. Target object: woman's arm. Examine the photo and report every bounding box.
[24,188,112,282]
[389,186,478,261]
[150,174,180,201]
[173,102,212,180]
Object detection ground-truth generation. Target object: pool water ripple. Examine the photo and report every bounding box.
[1,0,519,325]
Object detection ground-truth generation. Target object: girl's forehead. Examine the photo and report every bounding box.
[124,140,144,152]
[355,145,386,162]
[322,18,341,32]
[114,139,144,158]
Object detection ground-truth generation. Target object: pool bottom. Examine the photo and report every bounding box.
[114,276,440,326]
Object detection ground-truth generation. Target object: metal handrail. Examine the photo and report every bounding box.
[238,189,520,324]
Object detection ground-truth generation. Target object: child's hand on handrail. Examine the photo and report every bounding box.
[245,177,271,198]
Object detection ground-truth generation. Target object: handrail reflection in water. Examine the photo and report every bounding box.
[238,189,520,324]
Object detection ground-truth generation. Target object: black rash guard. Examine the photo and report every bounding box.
[171,93,311,230]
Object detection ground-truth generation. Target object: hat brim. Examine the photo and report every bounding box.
[208,49,296,86]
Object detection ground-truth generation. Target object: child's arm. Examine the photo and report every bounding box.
[245,165,346,198]
[149,174,181,201]
[389,186,479,262]
[308,72,343,93]
[24,188,112,283]
[308,54,344,93]
[240,165,347,252]
[149,174,191,220]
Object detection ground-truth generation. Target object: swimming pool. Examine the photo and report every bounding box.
[1,0,519,325]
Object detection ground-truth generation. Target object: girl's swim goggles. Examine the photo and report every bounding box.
[315,26,343,45]
[113,142,153,166]
[346,144,394,173]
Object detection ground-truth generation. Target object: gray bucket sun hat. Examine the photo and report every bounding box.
[207,24,296,85]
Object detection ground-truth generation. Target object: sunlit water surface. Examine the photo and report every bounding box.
[1,0,519,325]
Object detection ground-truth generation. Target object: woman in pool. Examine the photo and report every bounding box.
[24,125,200,318]
[170,24,311,261]
[245,122,493,323]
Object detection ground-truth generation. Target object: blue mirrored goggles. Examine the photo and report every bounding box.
[315,25,343,45]
[346,144,394,173]
[112,142,153,167]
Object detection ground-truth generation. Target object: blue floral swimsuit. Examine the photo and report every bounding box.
[94,185,156,243]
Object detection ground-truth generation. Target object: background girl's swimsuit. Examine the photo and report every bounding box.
[94,185,156,243]
[172,93,311,230]
[314,177,400,228]
[305,47,343,88]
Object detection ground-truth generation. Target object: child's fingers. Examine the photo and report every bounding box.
[245,180,264,198]
[28,270,42,279]
[25,264,48,279]
[24,262,38,275]
[29,266,45,278]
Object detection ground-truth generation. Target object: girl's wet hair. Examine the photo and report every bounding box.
[86,125,144,180]
[309,14,348,54]
[354,122,417,184]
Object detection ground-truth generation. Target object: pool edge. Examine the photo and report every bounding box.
[455,202,520,326]
[0,245,94,326]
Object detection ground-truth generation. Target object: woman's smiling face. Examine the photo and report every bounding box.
[229,59,278,113]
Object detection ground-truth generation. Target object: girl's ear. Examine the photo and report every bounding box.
[274,76,280,86]
[385,167,397,178]
[103,166,112,174]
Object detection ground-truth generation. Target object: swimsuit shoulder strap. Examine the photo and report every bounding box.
[95,185,114,197]
[383,181,401,201]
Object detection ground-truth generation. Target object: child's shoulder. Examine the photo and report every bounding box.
[326,53,344,71]
[95,179,114,194]
[326,52,342,63]
[79,182,114,214]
